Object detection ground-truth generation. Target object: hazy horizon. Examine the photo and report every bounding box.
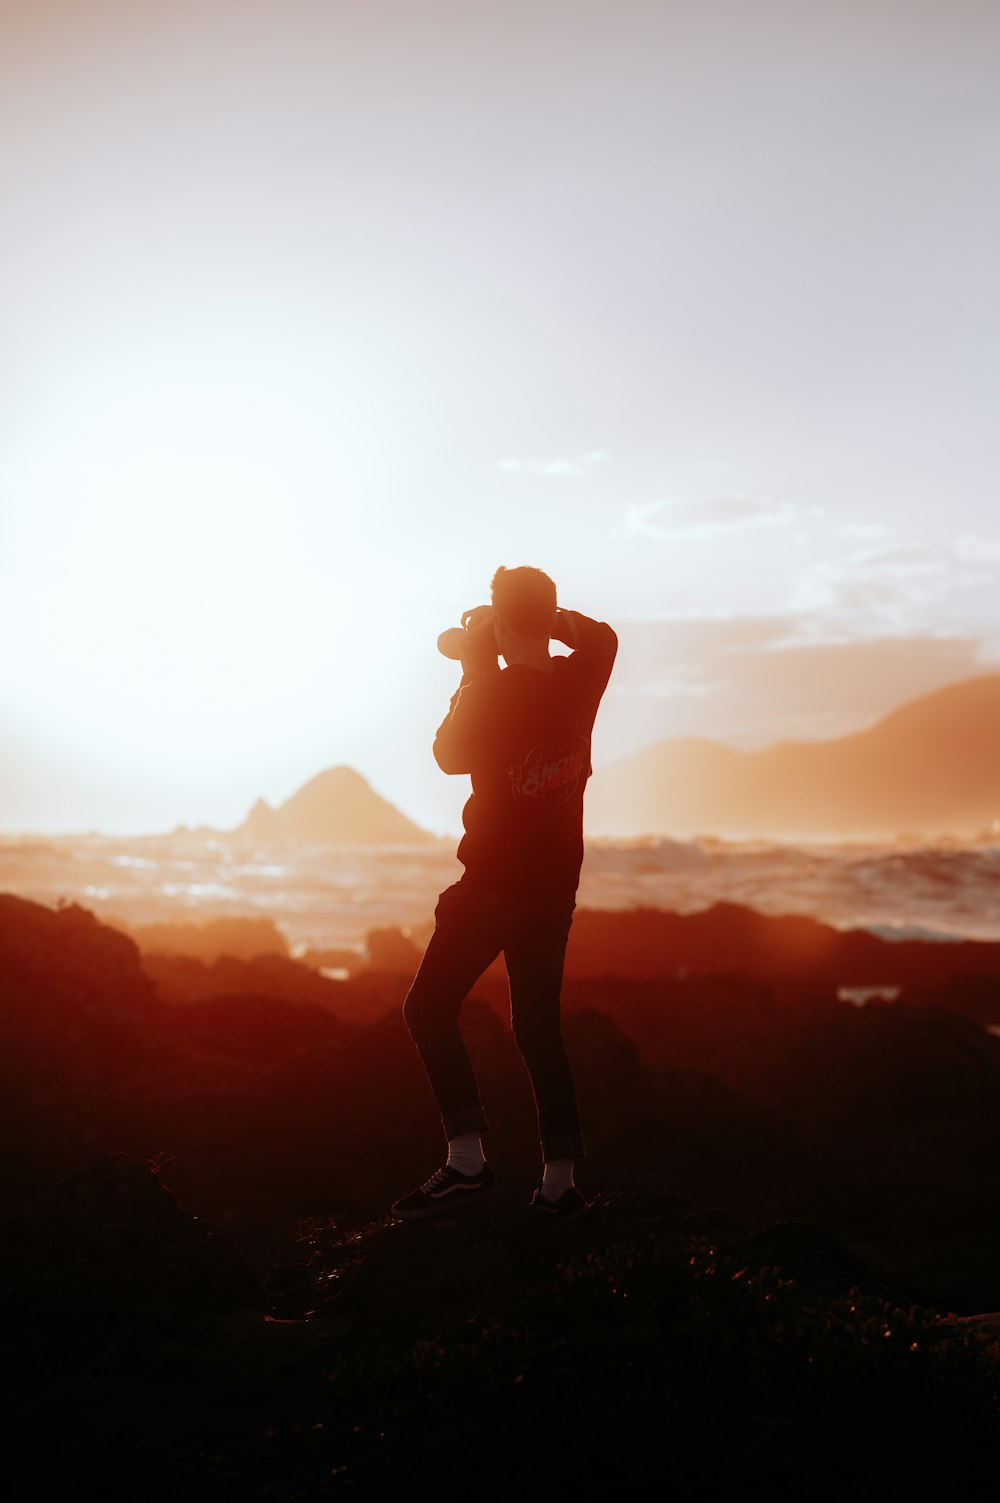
[3,666,996,842]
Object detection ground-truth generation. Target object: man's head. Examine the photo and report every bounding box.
[490,565,557,643]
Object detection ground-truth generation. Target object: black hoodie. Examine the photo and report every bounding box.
[433,612,618,899]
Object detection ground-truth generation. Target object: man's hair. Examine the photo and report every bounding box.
[490,565,557,639]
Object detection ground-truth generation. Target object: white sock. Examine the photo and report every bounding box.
[446,1133,485,1175]
[541,1158,575,1200]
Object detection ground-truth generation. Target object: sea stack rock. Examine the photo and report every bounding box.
[231,766,434,845]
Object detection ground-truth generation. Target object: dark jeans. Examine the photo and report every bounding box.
[403,878,584,1161]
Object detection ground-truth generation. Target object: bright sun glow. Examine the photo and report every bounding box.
[2,307,448,817]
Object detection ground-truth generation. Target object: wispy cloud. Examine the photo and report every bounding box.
[621,496,795,541]
[497,448,610,479]
[834,521,893,541]
[789,543,979,627]
[956,533,1000,564]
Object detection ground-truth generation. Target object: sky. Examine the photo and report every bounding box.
[1,0,998,837]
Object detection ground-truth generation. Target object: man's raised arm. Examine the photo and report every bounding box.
[432,613,501,775]
[552,609,618,694]
[432,671,497,775]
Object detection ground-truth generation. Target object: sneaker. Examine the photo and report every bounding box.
[391,1161,497,1220]
[530,1180,587,1218]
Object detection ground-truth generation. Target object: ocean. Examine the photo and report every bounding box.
[2,831,998,954]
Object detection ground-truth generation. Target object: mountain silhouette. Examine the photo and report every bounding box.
[585,673,1000,839]
[231,766,436,845]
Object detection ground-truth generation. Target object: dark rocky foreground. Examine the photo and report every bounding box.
[6,891,1000,1311]
[4,1154,1000,1501]
[6,889,1000,1495]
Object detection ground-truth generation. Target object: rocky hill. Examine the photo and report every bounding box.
[230,765,436,844]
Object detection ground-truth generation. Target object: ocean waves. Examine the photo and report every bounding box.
[1,833,998,949]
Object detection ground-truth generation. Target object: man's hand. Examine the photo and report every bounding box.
[550,608,580,649]
[460,604,494,632]
[459,605,500,675]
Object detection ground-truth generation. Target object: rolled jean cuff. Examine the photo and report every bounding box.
[542,1131,585,1162]
[442,1105,490,1140]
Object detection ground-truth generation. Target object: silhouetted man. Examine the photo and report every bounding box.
[392,565,618,1219]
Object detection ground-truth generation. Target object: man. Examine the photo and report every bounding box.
[391,565,618,1220]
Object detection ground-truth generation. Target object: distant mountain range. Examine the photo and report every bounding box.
[585,673,1000,840]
